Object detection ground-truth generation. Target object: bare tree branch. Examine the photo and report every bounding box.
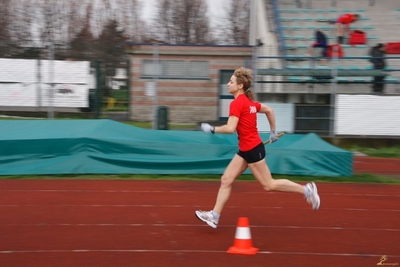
[2,0,146,58]
[151,0,212,44]
[214,0,250,45]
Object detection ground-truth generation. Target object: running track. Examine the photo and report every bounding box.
[354,156,400,177]
[0,178,399,267]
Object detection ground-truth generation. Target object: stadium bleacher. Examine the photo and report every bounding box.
[264,0,400,95]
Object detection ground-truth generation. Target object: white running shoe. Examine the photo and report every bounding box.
[305,182,320,210]
[195,210,218,228]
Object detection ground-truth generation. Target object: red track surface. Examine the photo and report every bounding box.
[354,156,400,176]
[0,176,399,267]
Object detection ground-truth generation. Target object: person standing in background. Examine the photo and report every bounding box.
[306,30,329,64]
[331,13,360,44]
[369,43,387,94]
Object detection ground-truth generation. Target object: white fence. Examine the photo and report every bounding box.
[335,94,400,136]
[0,59,94,108]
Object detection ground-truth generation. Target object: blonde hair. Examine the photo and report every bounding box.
[233,67,255,101]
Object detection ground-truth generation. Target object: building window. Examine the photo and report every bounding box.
[163,60,186,77]
[141,60,208,79]
[188,61,208,78]
[142,61,159,76]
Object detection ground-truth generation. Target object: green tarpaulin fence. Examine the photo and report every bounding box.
[0,120,352,176]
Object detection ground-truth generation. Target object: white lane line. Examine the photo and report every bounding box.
[1,204,399,212]
[0,223,398,232]
[0,249,399,258]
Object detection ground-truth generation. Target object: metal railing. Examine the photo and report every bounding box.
[270,0,287,67]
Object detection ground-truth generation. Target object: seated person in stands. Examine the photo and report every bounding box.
[306,30,328,64]
[331,13,360,44]
[369,43,387,93]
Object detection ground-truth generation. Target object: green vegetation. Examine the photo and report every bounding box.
[104,90,129,111]
[1,173,399,184]
[111,89,129,100]
[345,145,400,158]
[0,116,34,120]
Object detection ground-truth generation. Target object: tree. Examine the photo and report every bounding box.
[6,0,37,58]
[94,19,128,96]
[33,0,73,49]
[214,0,250,45]
[66,0,89,48]
[1,0,147,60]
[113,0,146,43]
[96,19,128,63]
[69,4,95,61]
[88,0,145,42]
[151,0,213,44]
[0,0,10,56]
[6,0,84,59]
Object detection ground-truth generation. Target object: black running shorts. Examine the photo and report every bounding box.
[237,142,266,164]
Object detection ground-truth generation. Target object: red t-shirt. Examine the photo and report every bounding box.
[229,94,262,151]
[337,14,356,24]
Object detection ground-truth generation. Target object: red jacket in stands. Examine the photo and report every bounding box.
[337,14,357,24]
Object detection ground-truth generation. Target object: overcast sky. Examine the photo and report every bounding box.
[140,0,231,25]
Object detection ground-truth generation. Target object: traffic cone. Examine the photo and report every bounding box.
[227,217,259,255]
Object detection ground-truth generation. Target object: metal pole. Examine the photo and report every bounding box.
[126,58,131,121]
[329,46,339,137]
[248,0,256,46]
[252,45,258,93]
[152,43,159,130]
[37,57,41,111]
[95,60,101,119]
[48,43,54,119]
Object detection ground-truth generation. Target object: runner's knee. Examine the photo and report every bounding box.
[220,174,235,187]
[262,180,275,191]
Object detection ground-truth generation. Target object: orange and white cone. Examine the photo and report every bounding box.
[227,217,259,255]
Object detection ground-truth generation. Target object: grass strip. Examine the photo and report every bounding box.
[1,173,399,184]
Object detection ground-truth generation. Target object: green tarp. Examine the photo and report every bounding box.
[0,119,352,176]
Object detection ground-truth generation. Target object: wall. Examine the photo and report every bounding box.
[127,44,253,123]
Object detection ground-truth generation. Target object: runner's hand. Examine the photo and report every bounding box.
[201,123,215,133]
[269,130,278,143]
